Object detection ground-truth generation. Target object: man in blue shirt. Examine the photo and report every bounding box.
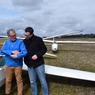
[1,29,27,95]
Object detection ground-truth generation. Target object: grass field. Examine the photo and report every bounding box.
[1,37,95,95]
[45,38,95,72]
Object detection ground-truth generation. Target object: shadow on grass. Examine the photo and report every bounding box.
[0,71,31,95]
[47,75,95,87]
[0,84,5,95]
[1,71,95,95]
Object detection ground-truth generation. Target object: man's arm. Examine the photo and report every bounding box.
[1,41,12,55]
[34,38,47,59]
[16,41,28,59]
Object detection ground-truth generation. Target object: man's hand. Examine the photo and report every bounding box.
[11,50,21,58]
[10,54,18,58]
[12,50,20,55]
[32,55,38,60]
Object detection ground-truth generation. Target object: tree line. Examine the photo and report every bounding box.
[62,33,95,38]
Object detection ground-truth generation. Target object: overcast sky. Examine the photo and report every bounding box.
[0,0,95,37]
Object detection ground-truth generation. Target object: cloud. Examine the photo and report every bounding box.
[0,0,95,37]
[13,0,44,11]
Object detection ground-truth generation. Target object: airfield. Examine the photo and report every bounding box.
[1,37,95,95]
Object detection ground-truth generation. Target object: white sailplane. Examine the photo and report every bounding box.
[0,67,5,87]
[1,59,95,87]
[0,55,5,87]
[1,33,95,87]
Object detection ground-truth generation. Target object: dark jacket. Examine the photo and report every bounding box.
[23,34,47,68]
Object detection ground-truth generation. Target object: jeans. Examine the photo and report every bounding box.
[28,64,48,95]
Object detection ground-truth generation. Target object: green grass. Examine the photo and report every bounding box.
[1,37,95,95]
[45,43,95,72]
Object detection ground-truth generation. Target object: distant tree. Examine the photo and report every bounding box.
[61,33,95,38]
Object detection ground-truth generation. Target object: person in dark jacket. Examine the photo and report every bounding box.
[23,27,48,95]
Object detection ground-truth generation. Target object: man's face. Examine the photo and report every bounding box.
[24,32,32,39]
[8,31,16,41]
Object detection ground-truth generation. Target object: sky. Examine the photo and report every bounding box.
[0,0,95,37]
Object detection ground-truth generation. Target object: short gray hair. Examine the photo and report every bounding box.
[7,29,16,36]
